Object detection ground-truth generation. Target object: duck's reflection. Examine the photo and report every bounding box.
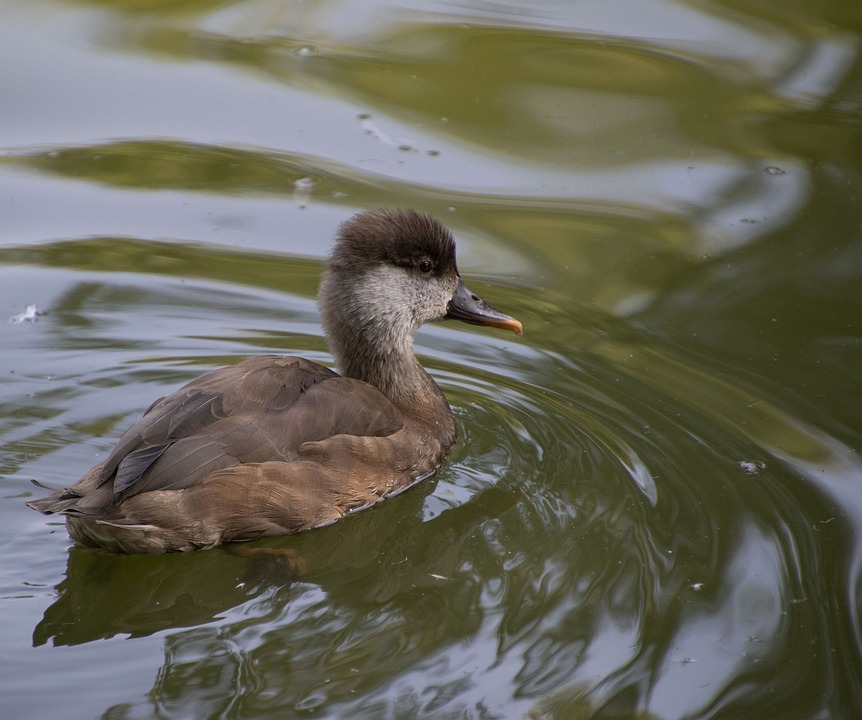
[33,479,520,647]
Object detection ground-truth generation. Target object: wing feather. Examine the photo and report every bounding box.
[99,355,405,497]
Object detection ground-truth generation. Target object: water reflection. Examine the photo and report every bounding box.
[28,294,862,716]
[4,0,862,718]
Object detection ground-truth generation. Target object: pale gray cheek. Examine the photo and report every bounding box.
[434,277,459,318]
[413,278,452,322]
[357,266,455,326]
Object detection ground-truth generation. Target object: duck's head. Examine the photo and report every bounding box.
[319,210,522,380]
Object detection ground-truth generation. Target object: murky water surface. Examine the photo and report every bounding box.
[2,1,861,718]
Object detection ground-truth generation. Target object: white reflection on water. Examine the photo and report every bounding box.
[648,523,784,718]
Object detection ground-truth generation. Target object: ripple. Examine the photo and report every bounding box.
[5,249,861,718]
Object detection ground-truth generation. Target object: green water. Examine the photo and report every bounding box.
[1,1,861,718]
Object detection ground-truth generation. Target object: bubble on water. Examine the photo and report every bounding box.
[8,304,42,325]
[739,460,766,474]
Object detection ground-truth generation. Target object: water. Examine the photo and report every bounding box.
[2,1,861,718]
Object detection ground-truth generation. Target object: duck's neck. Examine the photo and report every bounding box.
[319,267,456,440]
[330,320,453,428]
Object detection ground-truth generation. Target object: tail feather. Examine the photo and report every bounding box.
[26,480,83,515]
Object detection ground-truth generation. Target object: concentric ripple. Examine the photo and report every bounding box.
[4,242,861,718]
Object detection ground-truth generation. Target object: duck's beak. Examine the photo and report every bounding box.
[446,278,523,335]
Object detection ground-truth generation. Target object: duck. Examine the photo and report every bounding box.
[27,210,523,553]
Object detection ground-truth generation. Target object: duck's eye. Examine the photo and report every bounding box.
[418,259,434,274]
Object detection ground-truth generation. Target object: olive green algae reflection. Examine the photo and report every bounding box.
[3,1,862,720]
[0,236,321,296]
[2,141,369,199]
[22,295,861,718]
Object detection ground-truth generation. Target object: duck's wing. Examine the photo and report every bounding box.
[92,355,405,498]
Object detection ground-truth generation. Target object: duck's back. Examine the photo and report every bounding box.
[28,355,452,552]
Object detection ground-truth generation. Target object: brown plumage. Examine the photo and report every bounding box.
[27,210,523,553]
